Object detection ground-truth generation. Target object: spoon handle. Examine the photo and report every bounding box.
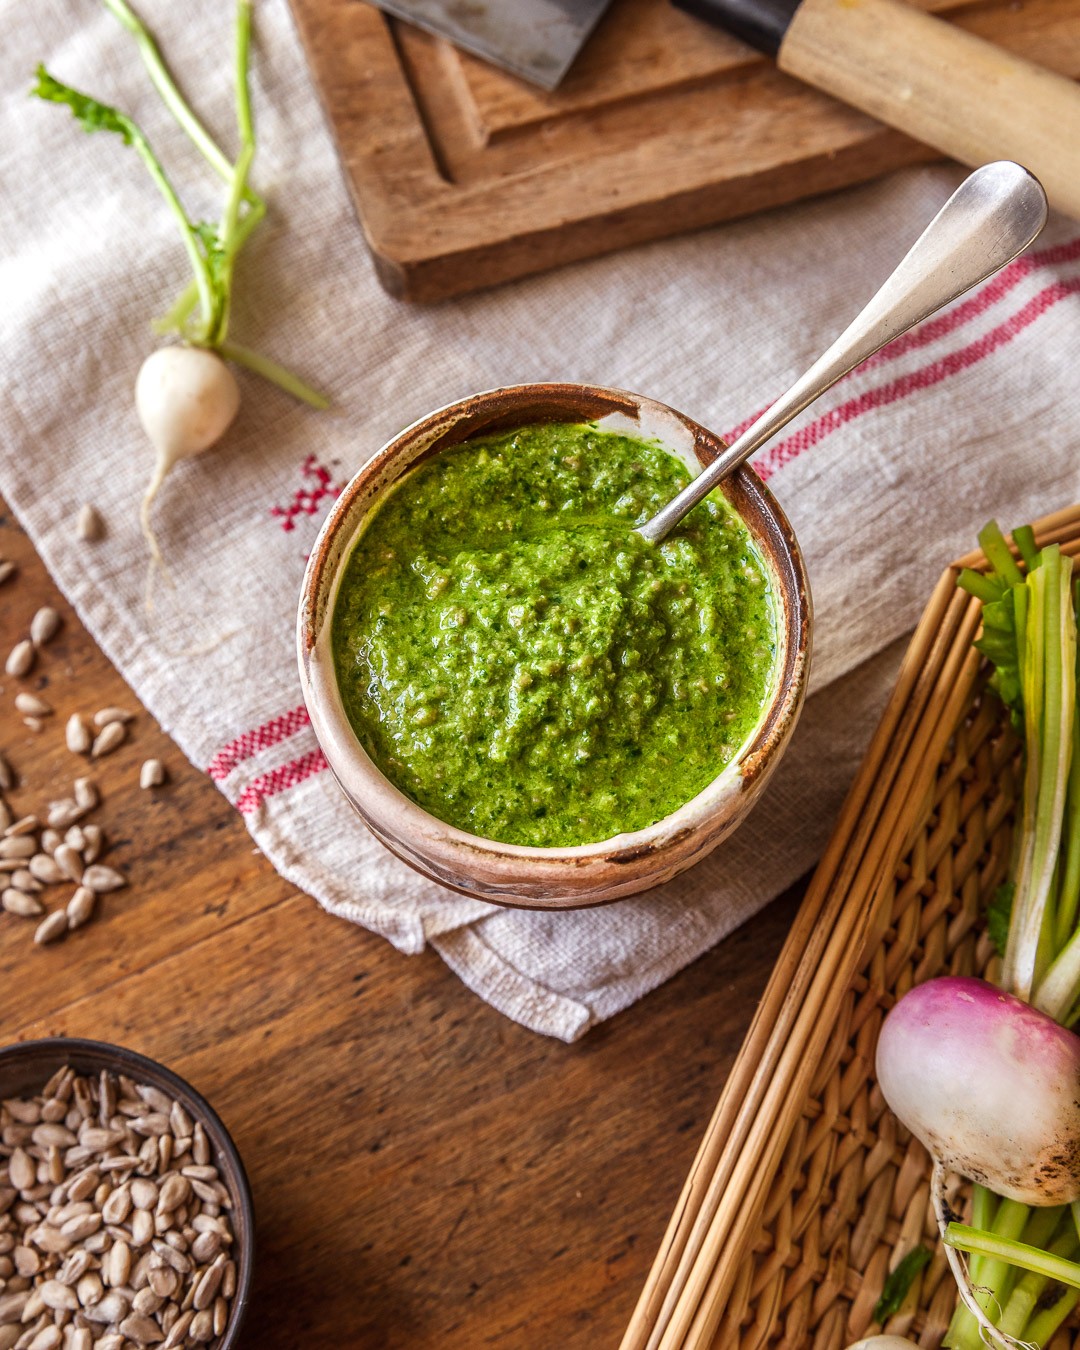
[637,161,1048,544]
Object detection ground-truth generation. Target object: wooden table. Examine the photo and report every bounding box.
[0,500,803,1349]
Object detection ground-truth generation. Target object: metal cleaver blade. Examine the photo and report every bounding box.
[368,0,613,90]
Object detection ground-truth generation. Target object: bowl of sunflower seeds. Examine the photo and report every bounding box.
[0,1038,253,1350]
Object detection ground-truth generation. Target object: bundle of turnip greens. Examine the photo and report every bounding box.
[897,524,1080,1349]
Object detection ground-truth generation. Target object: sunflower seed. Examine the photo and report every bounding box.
[76,505,104,542]
[130,1179,157,1212]
[28,609,60,648]
[13,694,51,718]
[2,816,37,838]
[1,890,43,918]
[67,1331,92,1350]
[80,865,126,894]
[0,836,35,860]
[139,760,166,790]
[90,722,126,759]
[39,829,61,854]
[27,855,63,884]
[4,643,33,679]
[105,1239,130,1289]
[21,716,44,733]
[45,801,84,831]
[80,825,103,864]
[92,708,134,728]
[119,1313,164,1344]
[82,1291,128,1325]
[0,754,14,791]
[33,912,67,946]
[11,1248,38,1280]
[72,779,97,811]
[7,1151,34,1193]
[0,561,15,587]
[65,887,96,930]
[9,870,42,893]
[64,715,91,756]
[36,1281,77,1313]
[52,845,82,883]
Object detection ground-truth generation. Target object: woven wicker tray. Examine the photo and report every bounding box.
[622,504,1080,1350]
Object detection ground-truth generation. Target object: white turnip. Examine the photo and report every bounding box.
[135,346,240,563]
[876,976,1080,1206]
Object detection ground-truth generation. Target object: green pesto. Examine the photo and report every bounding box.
[331,422,775,847]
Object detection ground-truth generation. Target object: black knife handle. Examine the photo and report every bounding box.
[673,0,802,57]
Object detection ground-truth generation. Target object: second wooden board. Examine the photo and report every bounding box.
[289,0,1080,301]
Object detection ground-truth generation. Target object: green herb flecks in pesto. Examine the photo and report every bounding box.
[331,422,775,847]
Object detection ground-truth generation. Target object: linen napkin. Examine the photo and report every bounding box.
[2,0,1079,1041]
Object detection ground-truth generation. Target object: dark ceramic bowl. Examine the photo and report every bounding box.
[298,383,812,909]
[0,1037,253,1348]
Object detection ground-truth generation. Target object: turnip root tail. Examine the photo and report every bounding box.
[931,1165,1035,1350]
[140,454,169,569]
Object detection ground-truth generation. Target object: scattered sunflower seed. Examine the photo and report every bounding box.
[140,760,166,790]
[80,865,126,894]
[14,693,51,717]
[28,608,60,648]
[3,815,39,837]
[90,723,126,759]
[9,868,43,893]
[1,889,44,918]
[46,800,85,830]
[5,641,34,678]
[81,824,104,864]
[0,835,36,859]
[65,714,92,755]
[92,708,134,729]
[22,715,45,733]
[0,560,16,586]
[66,887,96,930]
[77,504,105,542]
[28,854,64,884]
[73,778,98,811]
[33,910,68,945]
[53,845,82,882]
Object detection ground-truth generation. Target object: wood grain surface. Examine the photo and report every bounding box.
[288,0,1080,301]
[0,499,801,1349]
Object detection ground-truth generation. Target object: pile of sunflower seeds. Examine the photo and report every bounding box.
[0,1065,238,1349]
[0,586,169,947]
[0,750,126,950]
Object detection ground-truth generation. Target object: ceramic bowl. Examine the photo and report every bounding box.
[298,383,811,909]
[0,1037,254,1347]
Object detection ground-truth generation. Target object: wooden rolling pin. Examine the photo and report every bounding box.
[676,0,1080,220]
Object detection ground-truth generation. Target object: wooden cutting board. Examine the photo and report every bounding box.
[288,0,1080,302]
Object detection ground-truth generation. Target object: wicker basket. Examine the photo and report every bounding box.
[622,505,1080,1350]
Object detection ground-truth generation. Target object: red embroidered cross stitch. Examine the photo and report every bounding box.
[271,455,342,532]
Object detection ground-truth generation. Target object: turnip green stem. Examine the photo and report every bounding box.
[31,68,215,330]
[945,1222,1080,1290]
[101,0,261,214]
[218,342,330,408]
[153,195,265,336]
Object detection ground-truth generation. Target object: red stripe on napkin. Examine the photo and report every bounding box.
[722,234,1080,446]
[208,704,311,780]
[235,748,329,814]
[756,277,1080,482]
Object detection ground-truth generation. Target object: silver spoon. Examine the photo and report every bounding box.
[638,161,1048,544]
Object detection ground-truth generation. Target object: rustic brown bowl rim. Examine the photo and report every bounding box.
[297,382,811,906]
[0,1036,254,1347]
